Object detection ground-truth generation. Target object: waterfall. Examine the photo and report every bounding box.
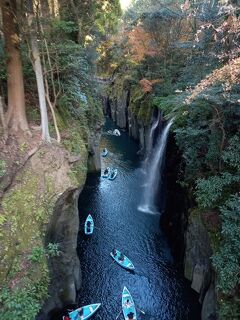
[142,112,161,171]
[147,112,161,154]
[138,118,173,214]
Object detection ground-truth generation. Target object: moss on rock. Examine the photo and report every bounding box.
[0,135,88,318]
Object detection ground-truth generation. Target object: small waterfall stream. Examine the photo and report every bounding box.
[147,112,161,155]
[139,118,173,214]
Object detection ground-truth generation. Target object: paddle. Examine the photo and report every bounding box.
[108,259,116,268]
[116,310,122,320]
[136,306,145,315]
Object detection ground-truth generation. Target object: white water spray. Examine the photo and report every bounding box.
[147,112,161,154]
[142,113,161,172]
[138,118,174,214]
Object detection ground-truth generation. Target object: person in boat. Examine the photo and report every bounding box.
[86,221,91,233]
[110,170,115,179]
[127,312,135,320]
[119,252,125,261]
[104,168,109,175]
[124,299,132,308]
[113,129,121,136]
[112,248,117,257]
[77,307,84,319]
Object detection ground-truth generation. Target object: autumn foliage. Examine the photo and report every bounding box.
[128,26,157,62]
[186,57,240,104]
[139,78,161,93]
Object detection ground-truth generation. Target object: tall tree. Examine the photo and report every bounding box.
[0,0,29,133]
[26,0,51,142]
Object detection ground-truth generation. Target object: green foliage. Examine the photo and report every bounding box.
[28,246,45,263]
[0,287,42,319]
[46,243,60,258]
[196,173,240,208]
[222,136,240,171]
[0,159,6,178]
[212,195,240,295]
[28,243,61,263]
[196,135,240,208]
[50,37,103,130]
[218,296,240,320]
[0,267,49,320]
[51,20,78,38]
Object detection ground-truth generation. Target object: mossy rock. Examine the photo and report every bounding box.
[0,139,88,318]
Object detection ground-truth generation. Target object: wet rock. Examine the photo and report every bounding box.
[184,211,213,303]
[128,112,139,140]
[116,90,129,128]
[87,122,102,172]
[201,282,217,320]
[38,188,82,319]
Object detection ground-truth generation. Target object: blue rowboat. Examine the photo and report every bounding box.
[113,129,121,136]
[102,167,111,178]
[122,287,137,320]
[84,214,94,235]
[110,249,135,270]
[108,168,118,180]
[101,148,108,157]
[69,303,101,320]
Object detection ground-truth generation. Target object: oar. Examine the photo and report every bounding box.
[136,306,145,314]
[116,310,122,319]
[108,259,116,268]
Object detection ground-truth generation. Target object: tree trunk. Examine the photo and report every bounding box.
[1,0,30,133]
[26,1,51,142]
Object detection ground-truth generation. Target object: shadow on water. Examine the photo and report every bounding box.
[73,119,201,320]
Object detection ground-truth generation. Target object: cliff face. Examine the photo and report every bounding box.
[0,123,101,319]
[105,86,150,153]
[87,122,102,173]
[184,211,217,320]
[38,188,82,319]
[163,135,218,320]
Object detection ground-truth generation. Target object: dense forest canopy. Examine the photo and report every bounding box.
[0,0,122,140]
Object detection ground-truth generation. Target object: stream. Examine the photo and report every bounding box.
[77,119,201,320]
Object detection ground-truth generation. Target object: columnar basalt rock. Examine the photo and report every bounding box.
[116,90,129,128]
[184,212,213,303]
[163,134,218,320]
[106,90,151,153]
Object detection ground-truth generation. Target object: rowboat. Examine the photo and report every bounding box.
[84,214,94,235]
[69,303,101,320]
[110,249,135,270]
[102,167,111,178]
[108,168,118,180]
[101,148,108,157]
[122,287,137,320]
[113,129,121,136]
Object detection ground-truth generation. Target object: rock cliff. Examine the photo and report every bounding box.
[0,122,101,319]
[163,135,218,320]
